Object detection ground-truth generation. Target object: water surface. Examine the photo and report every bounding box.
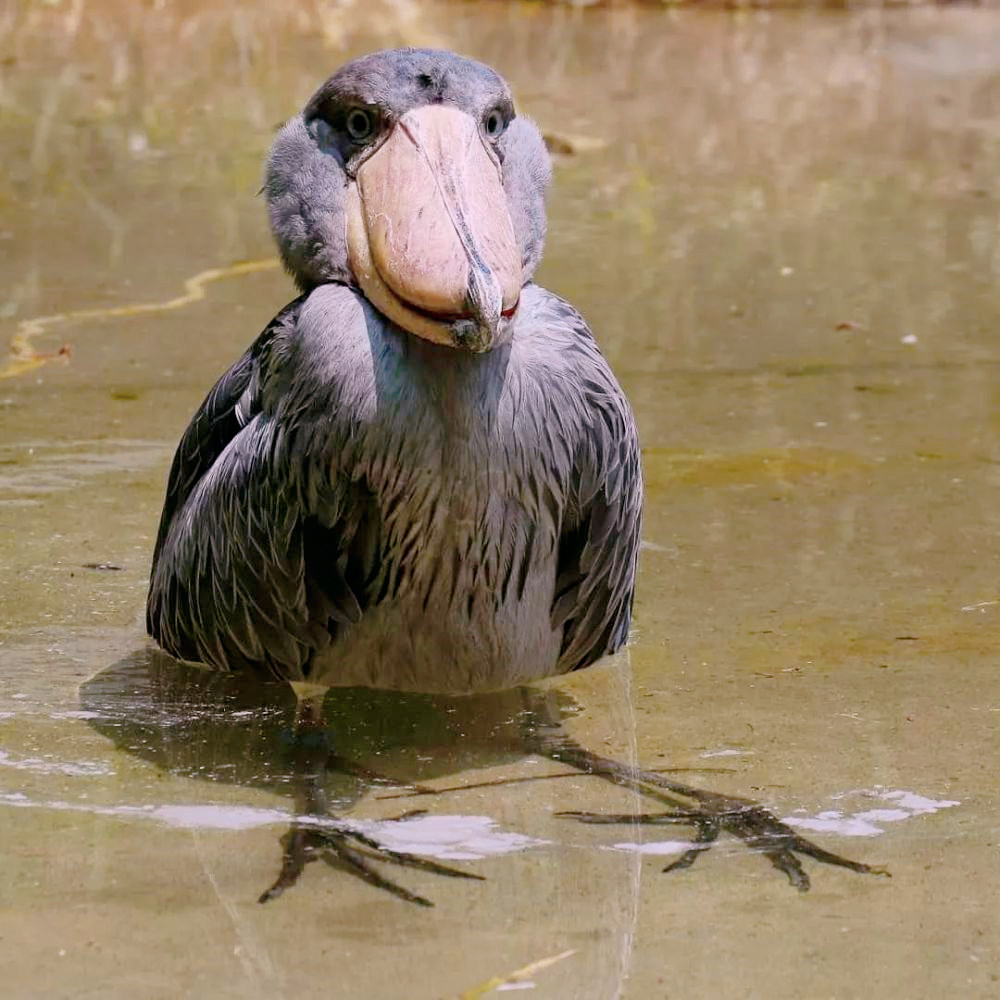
[2,3,999,997]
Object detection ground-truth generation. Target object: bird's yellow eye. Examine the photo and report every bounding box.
[346,108,375,141]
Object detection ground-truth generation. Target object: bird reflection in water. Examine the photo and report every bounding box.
[82,648,581,905]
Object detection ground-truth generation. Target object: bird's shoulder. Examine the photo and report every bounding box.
[515,286,621,384]
[513,285,636,440]
[515,284,603,359]
[149,294,305,572]
[258,283,380,426]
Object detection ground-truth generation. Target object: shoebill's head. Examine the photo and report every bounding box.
[265,47,552,353]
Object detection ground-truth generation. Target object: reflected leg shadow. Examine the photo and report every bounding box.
[82,647,887,905]
[81,647,580,905]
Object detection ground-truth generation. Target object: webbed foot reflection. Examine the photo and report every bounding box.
[82,651,888,903]
[546,740,889,891]
[82,651,546,907]
[259,813,482,906]
[259,707,482,905]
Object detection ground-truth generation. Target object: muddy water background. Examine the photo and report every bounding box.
[2,2,1000,997]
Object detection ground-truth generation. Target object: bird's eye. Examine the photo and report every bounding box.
[483,109,506,139]
[345,108,375,142]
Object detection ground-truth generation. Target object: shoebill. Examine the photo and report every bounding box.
[146,48,884,903]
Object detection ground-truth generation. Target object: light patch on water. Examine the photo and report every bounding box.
[606,840,701,856]
[699,748,753,759]
[149,803,291,829]
[345,815,550,860]
[784,787,960,838]
[0,439,170,497]
[603,787,960,856]
[0,790,547,859]
[0,748,113,777]
[785,810,895,838]
[961,600,999,612]
[0,792,290,829]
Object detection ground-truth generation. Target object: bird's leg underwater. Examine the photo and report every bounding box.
[534,732,889,891]
[259,682,483,905]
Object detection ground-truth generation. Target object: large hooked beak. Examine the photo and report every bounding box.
[345,105,521,352]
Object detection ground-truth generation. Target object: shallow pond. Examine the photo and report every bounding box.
[1,2,998,997]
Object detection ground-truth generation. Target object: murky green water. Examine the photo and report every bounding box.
[2,2,999,997]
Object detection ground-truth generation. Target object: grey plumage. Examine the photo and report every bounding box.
[147,48,642,695]
[145,50,880,898]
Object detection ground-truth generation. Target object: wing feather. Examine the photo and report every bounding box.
[544,298,643,673]
[147,297,304,582]
[146,296,368,681]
